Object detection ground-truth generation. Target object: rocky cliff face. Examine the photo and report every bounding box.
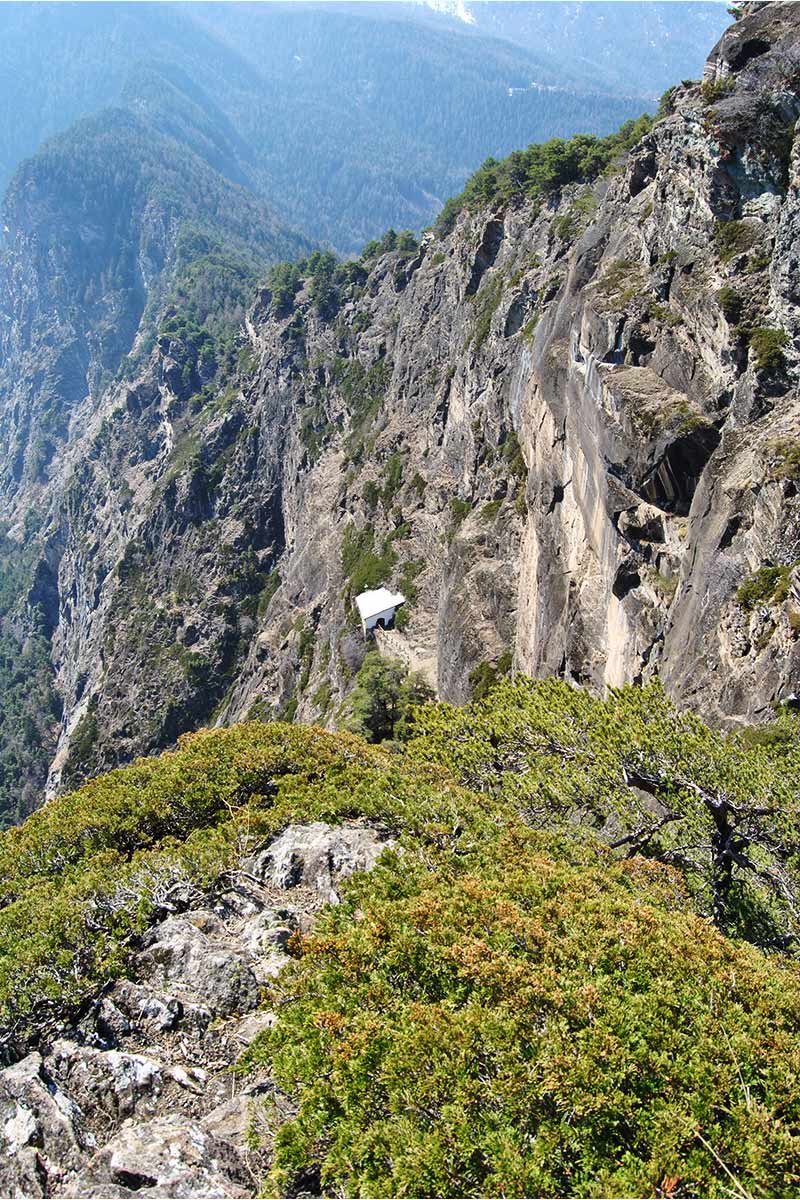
[0,821,391,1198]
[1,2,799,813]
[519,0,800,722]
[0,107,308,819]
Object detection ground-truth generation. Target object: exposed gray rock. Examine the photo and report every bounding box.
[99,980,212,1044]
[46,1041,170,1124]
[0,1052,87,1197]
[61,1116,252,1199]
[137,913,261,1018]
[256,822,393,904]
[0,822,387,1196]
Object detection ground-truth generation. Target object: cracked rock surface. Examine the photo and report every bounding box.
[0,822,392,1198]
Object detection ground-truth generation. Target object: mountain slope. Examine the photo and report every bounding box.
[0,107,309,824]
[0,1,724,252]
[1,2,799,823]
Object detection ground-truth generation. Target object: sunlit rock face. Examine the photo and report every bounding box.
[1,3,799,818]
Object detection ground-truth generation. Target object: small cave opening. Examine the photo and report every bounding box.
[612,563,641,600]
[112,1172,159,1192]
[718,515,741,551]
[602,326,625,365]
[641,423,721,515]
[628,332,657,366]
[728,38,770,71]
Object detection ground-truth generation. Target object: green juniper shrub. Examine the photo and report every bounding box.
[470,274,504,351]
[61,697,100,786]
[341,525,397,598]
[736,564,792,611]
[480,499,502,522]
[714,219,761,264]
[252,826,800,1199]
[409,471,426,500]
[715,283,744,324]
[502,432,527,482]
[468,650,513,699]
[407,677,800,944]
[256,570,281,619]
[700,76,735,105]
[361,480,381,511]
[0,720,488,1035]
[657,85,679,117]
[449,496,472,530]
[7,678,800,1196]
[749,326,789,372]
[380,451,406,509]
[312,681,332,717]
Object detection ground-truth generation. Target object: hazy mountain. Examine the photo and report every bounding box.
[0,102,310,824]
[417,0,731,97]
[0,1,728,251]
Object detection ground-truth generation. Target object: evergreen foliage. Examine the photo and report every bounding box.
[157,229,261,400]
[346,652,434,743]
[4,679,800,1193]
[407,678,800,946]
[0,721,476,1037]
[435,116,653,235]
[256,831,800,1198]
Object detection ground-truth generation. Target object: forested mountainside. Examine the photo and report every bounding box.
[4,5,800,1197]
[0,105,310,824]
[0,1,723,252]
[0,2,799,825]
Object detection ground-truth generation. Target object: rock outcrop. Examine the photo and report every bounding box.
[0,821,392,1198]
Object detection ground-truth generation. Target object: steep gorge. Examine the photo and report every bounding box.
[1,2,800,814]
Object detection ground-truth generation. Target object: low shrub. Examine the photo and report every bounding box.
[714,220,760,264]
[341,525,397,597]
[450,497,472,526]
[0,721,489,1035]
[468,650,513,699]
[749,326,789,372]
[716,283,744,324]
[253,827,800,1198]
[700,76,734,105]
[736,564,792,611]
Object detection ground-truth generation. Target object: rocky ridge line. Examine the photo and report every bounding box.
[0,822,391,1198]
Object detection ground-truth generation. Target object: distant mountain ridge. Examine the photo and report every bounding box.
[0,1,728,251]
[415,0,731,97]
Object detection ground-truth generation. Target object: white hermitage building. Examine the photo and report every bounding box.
[355,587,406,638]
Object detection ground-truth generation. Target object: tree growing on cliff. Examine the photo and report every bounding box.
[406,677,800,947]
[347,652,433,744]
